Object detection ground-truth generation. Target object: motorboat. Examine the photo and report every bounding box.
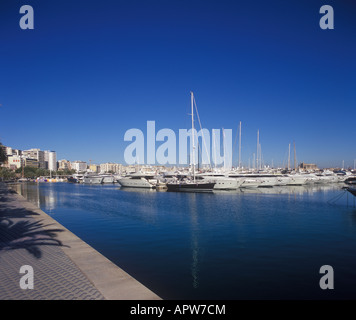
[117,172,158,188]
[100,174,116,184]
[83,173,104,184]
[286,174,309,185]
[67,173,84,183]
[274,175,292,186]
[196,172,244,190]
[314,172,339,184]
[228,173,277,188]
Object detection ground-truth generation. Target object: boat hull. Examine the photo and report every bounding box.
[240,178,262,188]
[101,176,115,183]
[83,176,103,184]
[166,182,215,192]
[199,176,243,190]
[118,177,156,188]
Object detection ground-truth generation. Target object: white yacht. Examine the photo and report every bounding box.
[196,172,244,190]
[239,178,263,188]
[304,174,318,184]
[227,173,260,188]
[117,172,158,188]
[275,175,292,186]
[228,173,278,188]
[83,174,104,184]
[286,174,309,185]
[258,175,278,187]
[314,174,338,184]
[67,173,84,183]
[100,174,115,184]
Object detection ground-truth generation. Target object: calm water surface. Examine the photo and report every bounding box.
[12,182,356,299]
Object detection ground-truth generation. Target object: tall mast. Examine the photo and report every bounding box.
[191,91,195,181]
[288,143,291,170]
[223,128,226,171]
[294,141,296,171]
[256,130,259,171]
[238,121,242,169]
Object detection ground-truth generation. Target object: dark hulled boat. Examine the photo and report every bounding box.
[166,180,215,193]
[67,176,78,183]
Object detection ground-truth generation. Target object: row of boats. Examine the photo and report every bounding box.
[67,170,356,193]
[68,91,356,193]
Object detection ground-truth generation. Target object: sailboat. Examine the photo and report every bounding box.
[166,92,216,193]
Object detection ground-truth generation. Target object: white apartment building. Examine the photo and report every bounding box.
[100,163,122,173]
[58,159,71,171]
[7,155,22,170]
[71,161,87,172]
[48,151,57,172]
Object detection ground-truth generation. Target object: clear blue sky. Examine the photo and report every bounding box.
[0,0,355,168]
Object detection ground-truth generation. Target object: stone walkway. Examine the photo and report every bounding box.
[0,182,160,300]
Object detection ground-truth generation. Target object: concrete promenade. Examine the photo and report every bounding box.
[0,182,161,300]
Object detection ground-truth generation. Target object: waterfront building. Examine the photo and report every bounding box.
[5,147,13,156]
[2,146,21,158]
[58,159,71,171]
[23,148,45,169]
[48,151,57,172]
[100,162,122,174]
[23,158,39,168]
[89,164,100,173]
[7,155,22,170]
[299,162,318,171]
[71,160,87,172]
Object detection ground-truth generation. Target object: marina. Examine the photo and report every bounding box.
[8,180,356,299]
[1,0,355,303]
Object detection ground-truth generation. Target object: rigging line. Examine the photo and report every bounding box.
[193,96,212,170]
[327,189,347,205]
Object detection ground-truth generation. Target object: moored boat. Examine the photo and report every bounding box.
[166,92,215,193]
[83,174,104,184]
[196,172,243,190]
[166,179,215,192]
[117,172,158,188]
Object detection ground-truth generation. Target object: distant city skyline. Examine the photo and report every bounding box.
[0,0,355,168]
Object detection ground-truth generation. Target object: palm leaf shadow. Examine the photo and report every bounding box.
[0,218,68,259]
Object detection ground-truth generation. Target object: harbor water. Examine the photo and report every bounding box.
[11,182,356,299]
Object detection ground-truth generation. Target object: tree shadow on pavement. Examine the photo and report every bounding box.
[0,188,68,259]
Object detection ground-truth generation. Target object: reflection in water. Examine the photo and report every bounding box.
[188,193,199,289]
[10,182,57,212]
[7,181,356,299]
[119,187,156,193]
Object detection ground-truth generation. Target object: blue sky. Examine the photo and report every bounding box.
[0,0,355,168]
